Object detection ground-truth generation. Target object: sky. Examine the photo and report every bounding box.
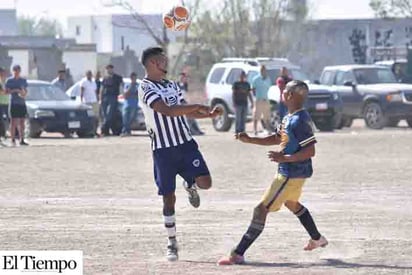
[0,0,375,25]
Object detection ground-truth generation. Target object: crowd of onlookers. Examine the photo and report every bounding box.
[232,65,292,135]
[0,63,204,147]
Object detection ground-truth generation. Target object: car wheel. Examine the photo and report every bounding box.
[407,118,412,128]
[315,119,335,132]
[212,102,233,132]
[385,118,400,127]
[25,119,42,138]
[268,103,281,132]
[363,102,386,129]
[77,130,95,138]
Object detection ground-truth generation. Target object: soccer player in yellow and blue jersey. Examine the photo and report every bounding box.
[218,80,328,265]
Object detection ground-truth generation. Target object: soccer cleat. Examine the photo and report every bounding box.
[166,242,179,261]
[304,235,328,251]
[183,181,200,208]
[217,251,245,265]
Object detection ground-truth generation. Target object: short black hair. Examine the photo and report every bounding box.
[12,65,21,71]
[130,72,137,77]
[106,64,114,69]
[285,80,309,95]
[141,47,164,66]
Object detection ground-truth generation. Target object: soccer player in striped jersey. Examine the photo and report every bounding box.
[218,80,328,265]
[138,47,222,261]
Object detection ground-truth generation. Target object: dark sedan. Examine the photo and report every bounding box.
[25,80,97,138]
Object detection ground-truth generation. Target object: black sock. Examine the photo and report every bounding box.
[295,205,321,240]
[234,221,265,256]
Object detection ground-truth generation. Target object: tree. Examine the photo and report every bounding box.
[370,0,412,17]
[18,16,62,36]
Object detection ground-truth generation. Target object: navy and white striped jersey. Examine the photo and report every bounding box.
[138,78,192,151]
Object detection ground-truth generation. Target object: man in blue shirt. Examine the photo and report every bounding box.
[218,80,328,265]
[252,65,272,135]
[5,65,29,146]
[121,72,139,136]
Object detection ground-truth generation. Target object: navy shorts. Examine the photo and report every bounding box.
[152,140,210,196]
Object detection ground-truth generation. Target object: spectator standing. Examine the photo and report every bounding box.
[177,73,204,135]
[80,71,99,136]
[121,72,139,137]
[232,71,253,134]
[51,69,68,92]
[0,67,9,146]
[100,64,123,136]
[5,65,29,146]
[276,67,292,122]
[251,65,272,135]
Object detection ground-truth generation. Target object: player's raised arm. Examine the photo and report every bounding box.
[235,132,280,146]
[151,99,209,117]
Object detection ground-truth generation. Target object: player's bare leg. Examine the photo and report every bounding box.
[284,200,328,251]
[183,175,211,208]
[218,203,268,265]
[163,193,178,261]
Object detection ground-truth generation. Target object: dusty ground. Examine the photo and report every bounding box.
[1,120,412,275]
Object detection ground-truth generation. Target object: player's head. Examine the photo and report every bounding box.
[130,72,137,82]
[12,65,21,77]
[260,65,267,78]
[283,80,308,108]
[106,64,114,75]
[86,70,93,80]
[239,70,247,81]
[280,67,289,77]
[141,47,168,78]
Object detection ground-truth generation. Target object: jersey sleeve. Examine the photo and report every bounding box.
[141,82,161,107]
[293,117,317,148]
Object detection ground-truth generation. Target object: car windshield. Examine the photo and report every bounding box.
[26,84,71,101]
[353,68,397,84]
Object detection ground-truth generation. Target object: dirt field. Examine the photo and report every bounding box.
[1,120,412,275]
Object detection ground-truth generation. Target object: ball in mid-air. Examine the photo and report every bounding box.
[163,6,191,31]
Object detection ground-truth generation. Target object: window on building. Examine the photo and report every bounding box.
[76,26,81,36]
[121,36,125,51]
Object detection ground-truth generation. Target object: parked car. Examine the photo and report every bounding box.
[375,59,409,83]
[206,57,343,131]
[319,65,412,129]
[25,80,96,138]
[66,78,145,135]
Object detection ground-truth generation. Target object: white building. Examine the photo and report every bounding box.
[65,14,181,55]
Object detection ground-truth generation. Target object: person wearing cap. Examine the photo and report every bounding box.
[5,65,29,146]
[0,67,9,145]
[51,69,68,92]
[99,64,123,136]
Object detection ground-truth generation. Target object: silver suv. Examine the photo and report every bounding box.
[205,57,308,131]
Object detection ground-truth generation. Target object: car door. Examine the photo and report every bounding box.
[206,66,226,104]
[333,70,362,117]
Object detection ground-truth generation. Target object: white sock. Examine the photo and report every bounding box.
[164,215,176,243]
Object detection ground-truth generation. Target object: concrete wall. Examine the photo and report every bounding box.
[63,50,97,82]
[112,25,158,55]
[66,16,94,44]
[287,18,412,80]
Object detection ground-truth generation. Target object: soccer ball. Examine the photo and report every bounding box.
[163,6,191,31]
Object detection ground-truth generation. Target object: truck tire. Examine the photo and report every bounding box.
[363,102,386,129]
[25,119,42,138]
[315,119,335,132]
[385,118,400,127]
[407,118,412,128]
[212,102,233,132]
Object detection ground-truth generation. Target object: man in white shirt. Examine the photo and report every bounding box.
[80,71,99,135]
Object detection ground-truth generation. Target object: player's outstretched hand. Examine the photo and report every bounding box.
[209,106,223,118]
[267,151,286,163]
[196,104,211,114]
[235,132,250,143]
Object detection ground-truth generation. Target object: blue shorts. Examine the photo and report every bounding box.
[152,140,210,196]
